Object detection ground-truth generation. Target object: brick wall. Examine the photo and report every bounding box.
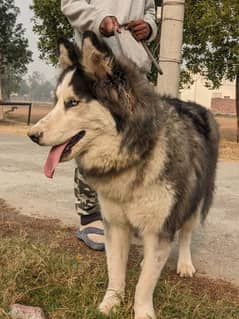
[211,97,236,114]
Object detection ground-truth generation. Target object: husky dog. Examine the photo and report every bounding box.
[28,32,219,319]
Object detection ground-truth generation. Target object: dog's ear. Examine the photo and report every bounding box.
[81,31,114,79]
[57,38,78,70]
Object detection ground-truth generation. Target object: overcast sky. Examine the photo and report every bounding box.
[15,0,56,78]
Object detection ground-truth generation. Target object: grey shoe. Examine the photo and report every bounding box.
[76,227,105,251]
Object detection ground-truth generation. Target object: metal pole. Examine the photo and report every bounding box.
[27,103,32,126]
[156,0,185,97]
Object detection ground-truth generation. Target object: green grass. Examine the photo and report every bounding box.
[0,234,238,319]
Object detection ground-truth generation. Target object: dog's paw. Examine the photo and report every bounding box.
[134,305,155,319]
[177,260,196,277]
[98,292,121,315]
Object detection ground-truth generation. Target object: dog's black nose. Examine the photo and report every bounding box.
[28,132,43,144]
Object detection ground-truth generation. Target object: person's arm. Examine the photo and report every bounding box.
[61,0,114,36]
[143,0,158,42]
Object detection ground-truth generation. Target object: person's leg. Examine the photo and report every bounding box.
[74,167,105,250]
[74,167,100,215]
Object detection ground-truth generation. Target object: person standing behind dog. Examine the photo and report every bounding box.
[61,0,158,250]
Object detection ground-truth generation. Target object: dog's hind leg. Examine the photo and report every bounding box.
[134,234,172,319]
[98,222,131,315]
[177,211,200,278]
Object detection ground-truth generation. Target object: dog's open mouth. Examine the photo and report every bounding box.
[61,131,85,160]
[44,131,85,179]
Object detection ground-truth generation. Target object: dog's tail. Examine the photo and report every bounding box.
[201,111,220,223]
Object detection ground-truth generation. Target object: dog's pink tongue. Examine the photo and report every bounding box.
[44,142,68,178]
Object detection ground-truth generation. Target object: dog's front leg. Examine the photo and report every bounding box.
[98,222,131,315]
[134,234,172,319]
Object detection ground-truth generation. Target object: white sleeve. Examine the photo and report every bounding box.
[61,0,113,36]
[143,0,158,42]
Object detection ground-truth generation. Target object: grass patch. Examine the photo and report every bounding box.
[0,200,238,319]
[0,237,108,319]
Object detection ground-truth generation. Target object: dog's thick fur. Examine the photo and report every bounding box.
[28,32,219,319]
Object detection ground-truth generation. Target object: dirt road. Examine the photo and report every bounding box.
[0,134,238,286]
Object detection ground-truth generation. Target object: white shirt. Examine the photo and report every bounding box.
[61,0,157,72]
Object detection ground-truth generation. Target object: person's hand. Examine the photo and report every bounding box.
[125,20,151,41]
[99,16,120,37]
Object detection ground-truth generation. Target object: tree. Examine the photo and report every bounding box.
[159,0,239,141]
[16,73,55,101]
[182,0,239,88]
[0,0,32,100]
[31,0,73,65]
[1,66,21,99]
[18,79,30,96]
[182,0,239,141]
[28,71,54,101]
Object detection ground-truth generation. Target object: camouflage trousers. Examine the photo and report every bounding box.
[74,167,101,224]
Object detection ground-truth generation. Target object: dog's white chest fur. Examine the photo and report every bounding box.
[87,169,174,235]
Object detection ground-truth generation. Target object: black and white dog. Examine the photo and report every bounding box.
[28,32,219,319]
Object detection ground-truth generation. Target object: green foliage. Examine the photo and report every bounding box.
[155,0,163,6]
[182,0,239,88]
[147,30,161,84]
[18,79,30,96]
[0,0,32,98]
[1,66,22,99]
[31,0,73,65]
[28,71,55,101]
[17,72,55,101]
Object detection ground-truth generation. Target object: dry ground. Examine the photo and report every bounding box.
[0,103,238,161]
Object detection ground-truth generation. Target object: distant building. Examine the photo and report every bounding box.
[180,75,236,113]
[211,96,236,115]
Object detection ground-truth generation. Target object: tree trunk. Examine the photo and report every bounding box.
[156,0,185,97]
[0,52,3,119]
[0,75,2,101]
[236,75,239,143]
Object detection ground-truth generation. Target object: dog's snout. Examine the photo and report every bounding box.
[28,132,43,144]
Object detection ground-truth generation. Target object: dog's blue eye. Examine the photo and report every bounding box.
[65,99,80,108]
